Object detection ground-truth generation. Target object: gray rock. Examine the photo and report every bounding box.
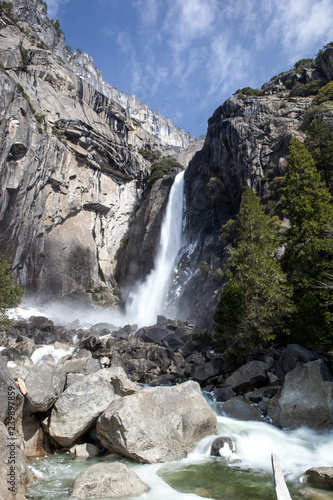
[214,386,235,402]
[49,373,115,447]
[210,436,235,456]
[97,380,217,463]
[60,356,101,375]
[191,358,223,382]
[0,357,23,424]
[303,467,333,490]
[222,396,265,422]
[224,361,270,393]
[267,360,333,431]
[71,443,100,458]
[70,462,149,498]
[0,422,34,500]
[278,344,319,375]
[25,360,66,412]
[97,367,141,396]
[246,386,280,403]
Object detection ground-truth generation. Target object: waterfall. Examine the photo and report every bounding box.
[125,171,185,327]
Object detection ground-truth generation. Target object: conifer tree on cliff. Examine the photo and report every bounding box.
[214,187,293,356]
[282,137,333,347]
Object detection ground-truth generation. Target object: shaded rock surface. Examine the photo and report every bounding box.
[97,380,217,463]
[303,467,333,491]
[267,360,333,431]
[70,462,149,498]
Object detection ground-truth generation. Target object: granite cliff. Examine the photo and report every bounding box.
[0,0,195,305]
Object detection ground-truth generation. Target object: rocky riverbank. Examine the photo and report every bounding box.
[1,313,333,497]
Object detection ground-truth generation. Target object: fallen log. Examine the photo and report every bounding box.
[271,453,292,500]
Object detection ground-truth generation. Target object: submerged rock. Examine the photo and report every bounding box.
[96,380,217,463]
[70,462,149,498]
[303,467,333,490]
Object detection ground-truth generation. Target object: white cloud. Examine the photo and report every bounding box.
[263,0,333,62]
[45,0,69,18]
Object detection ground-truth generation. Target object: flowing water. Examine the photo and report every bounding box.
[27,400,333,500]
[125,171,185,327]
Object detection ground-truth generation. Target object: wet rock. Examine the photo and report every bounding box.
[97,380,217,463]
[222,396,265,422]
[49,373,115,447]
[21,401,46,457]
[303,467,333,490]
[224,361,270,393]
[70,462,149,498]
[246,386,280,403]
[25,360,66,412]
[267,360,333,431]
[210,436,235,456]
[214,387,235,402]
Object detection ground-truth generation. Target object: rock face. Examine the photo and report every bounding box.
[0,0,194,303]
[49,373,115,446]
[96,380,217,463]
[267,360,333,431]
[0,422,34,500]
[70,462,149,499]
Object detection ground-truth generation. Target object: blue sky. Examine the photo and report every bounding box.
[46,0,333,138]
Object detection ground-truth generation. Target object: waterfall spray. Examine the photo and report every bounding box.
[125,171,185,327]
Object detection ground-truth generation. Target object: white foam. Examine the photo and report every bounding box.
[31,346,74,364]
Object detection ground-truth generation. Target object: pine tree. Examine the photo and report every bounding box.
[304,119,333,195]
[0,253,24,332]
[214,188,293,354]
[282,137,333,347]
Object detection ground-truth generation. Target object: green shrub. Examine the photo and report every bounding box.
[293,58,315,72]
[213,268,224,282]
[234,87,264,99]
[147,157,183,188]
[138,148,162,162]
[0,253,24,332]
[314,81,333,104]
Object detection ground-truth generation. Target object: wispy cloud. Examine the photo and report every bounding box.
[45,0,69,18]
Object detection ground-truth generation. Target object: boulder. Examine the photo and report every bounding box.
[21,401,46,457]
[97,367,141,396]
[97,380,217,463]
[214,387,235,402]
[70,462,149,498]
[279,344,319,375]
[224,361,270,393]
[0,357,23,424]
[267,360,333,431]
[137,326,169,344]
[60,356,101,375]
[25,360,66,412]
[71,443,100,458]
[191,358,223,382]
[0,422,34,500]
[246,386,280,403]
[49,373,115,447]
[210,436,235,456]
[222,396,265,422]
[303,467,333,490]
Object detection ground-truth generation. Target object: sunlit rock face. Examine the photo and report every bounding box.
[0,0,194,303]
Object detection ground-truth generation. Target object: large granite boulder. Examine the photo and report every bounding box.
[24,359,66,412]
[97,380,217,463]
[49,373,115,447]
[0,357,23,424]
[222,396,265,422]
[97,367,141,396]
[224,361,270,393]
[0,422,34,500]
[70,462,149,498]
[267,360,333,431]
